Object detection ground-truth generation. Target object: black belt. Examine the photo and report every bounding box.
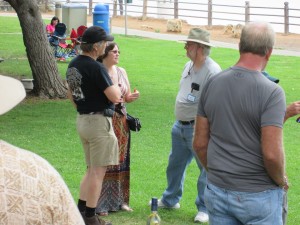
[79,111,103,115]
[179,120,195,125]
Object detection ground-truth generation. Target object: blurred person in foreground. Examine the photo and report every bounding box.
[154,28,221,223]
[96,42,140,215]
[66,26,122,225]
[193,21,287,224]
[0,75,84,225]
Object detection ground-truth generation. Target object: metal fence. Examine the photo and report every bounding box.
[1,0,300,34]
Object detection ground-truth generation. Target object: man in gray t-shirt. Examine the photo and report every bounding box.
[193,22,287,225]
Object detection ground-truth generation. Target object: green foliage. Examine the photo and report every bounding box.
[0,16,299,225]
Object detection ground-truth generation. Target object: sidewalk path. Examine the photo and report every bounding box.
[1,12,299,57]
[110,26,300,57]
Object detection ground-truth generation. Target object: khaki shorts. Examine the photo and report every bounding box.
[76,114,119,167]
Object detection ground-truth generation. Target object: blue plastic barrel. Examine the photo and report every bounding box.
[93,4,110,34]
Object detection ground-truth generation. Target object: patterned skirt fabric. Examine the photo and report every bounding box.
[96,112,130,213]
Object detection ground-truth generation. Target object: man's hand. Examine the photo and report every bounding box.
[281,175,289,191]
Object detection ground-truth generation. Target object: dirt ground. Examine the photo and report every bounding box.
[109,16,300,52]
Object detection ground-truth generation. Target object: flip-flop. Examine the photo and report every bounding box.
[121,204,133,212]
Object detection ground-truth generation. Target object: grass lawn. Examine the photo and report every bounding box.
[0,16,300,225]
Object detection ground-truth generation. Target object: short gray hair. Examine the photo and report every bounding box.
[239,21,275,56]
[80,41,103,53]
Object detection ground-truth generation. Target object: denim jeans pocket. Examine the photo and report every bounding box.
[243,190,271,218]
[204,183,217,214]
[236,189,284,223]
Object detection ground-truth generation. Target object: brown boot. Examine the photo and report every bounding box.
[84,215,112,225]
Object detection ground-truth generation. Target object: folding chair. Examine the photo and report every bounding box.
[69,28,78,57]
[49,23,76,59]
[77,25,88,42]
[73,25,87,55]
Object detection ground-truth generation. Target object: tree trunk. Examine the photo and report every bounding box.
[4,0,67,99]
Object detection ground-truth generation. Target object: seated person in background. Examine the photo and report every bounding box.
[0,75,84,225]
[46,16,59,36]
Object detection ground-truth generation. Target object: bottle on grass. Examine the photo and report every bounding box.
[147,197,161,225]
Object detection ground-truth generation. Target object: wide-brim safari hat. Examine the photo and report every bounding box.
[179,28,215,47]
[0,75,26,115]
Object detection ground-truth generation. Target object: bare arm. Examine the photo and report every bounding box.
[104,84,122,103]
[280,101,299,191]
[193,116,210,170]
[284,101,300,122]
[261,126,286,187]
[119,67,140,103]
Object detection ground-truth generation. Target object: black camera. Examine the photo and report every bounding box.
[191,82,200,91]
[104,108,114,117]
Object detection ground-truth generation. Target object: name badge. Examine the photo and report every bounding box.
[187,93,196,102]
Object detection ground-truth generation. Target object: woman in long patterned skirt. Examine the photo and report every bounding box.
[96,42,140,215]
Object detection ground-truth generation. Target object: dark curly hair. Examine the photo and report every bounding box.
[50,16,60,25]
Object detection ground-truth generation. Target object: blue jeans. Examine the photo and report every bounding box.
[282,190,288,225]
[205,183,284,225]
[161,121,207,212]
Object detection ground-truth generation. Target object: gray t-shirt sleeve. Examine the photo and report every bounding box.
[261,86,286,128]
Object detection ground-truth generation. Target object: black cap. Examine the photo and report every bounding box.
[81,26,114,44]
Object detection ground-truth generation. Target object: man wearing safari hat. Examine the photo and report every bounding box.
[152,28,221,223]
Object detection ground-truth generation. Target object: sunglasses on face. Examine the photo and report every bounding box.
[110,50,120,54]
[185,42,196,48]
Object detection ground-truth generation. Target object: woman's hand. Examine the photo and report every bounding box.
[125,89,140,102]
